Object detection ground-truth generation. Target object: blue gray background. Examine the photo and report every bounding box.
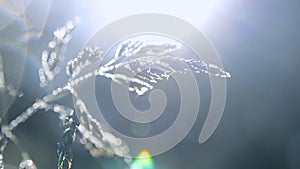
[0,0,300,169]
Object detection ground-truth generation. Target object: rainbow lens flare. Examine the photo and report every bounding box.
[130,150,155,169]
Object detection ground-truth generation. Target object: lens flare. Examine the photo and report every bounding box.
[130,150,155,169]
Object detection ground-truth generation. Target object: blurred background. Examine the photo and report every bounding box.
[0,0,300,168]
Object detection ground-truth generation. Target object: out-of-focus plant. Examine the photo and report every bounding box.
[0,18,230,169]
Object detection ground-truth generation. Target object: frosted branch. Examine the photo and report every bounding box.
[57,111,79,169]
[65,85,131,160]
[0,126,37,169]
[66,46,103,78]
[0,135,7,169]
[39,17,80,87]
[0,15,232,169]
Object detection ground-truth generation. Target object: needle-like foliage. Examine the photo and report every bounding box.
[0,17,231,169]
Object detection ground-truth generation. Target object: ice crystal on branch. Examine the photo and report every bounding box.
[39,17,80,87]
[57,111,79,169]
[0,135,7,169]
[66,46,103,79]
[93,40,231,95]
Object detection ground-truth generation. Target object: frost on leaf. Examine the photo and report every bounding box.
[93,40,231,96]
[66,46,103,79]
